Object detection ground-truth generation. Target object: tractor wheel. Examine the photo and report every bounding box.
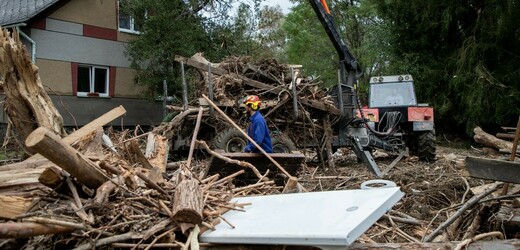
[212,128,248,153]
[271,135,297,153]
[416,130,436,161]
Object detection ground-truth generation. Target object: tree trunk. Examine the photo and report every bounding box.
[25,127,108,189]
[474,127,514,152]
[172,179,203,224]
[0,28,66,144]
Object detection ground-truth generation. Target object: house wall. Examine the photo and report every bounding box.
[36,59,71,95]
[49,0,116,29]
[5,0,165,126]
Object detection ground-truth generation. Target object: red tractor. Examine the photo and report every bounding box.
[359,75,436,161]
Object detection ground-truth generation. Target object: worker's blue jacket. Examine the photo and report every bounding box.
[244,111,273,153]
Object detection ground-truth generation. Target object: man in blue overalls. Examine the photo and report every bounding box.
[243,95,273,153]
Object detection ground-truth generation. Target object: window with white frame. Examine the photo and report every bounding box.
[77,65,109,97]
[118,0,144,34]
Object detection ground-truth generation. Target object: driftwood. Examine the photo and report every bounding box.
[172,180,204,224]
[0,28,66,145]
[25,127,109,189]
[423,182,503,242]
[474,127,514,152]
[0,222,76,239]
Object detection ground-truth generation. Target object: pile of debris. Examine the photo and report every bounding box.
[160,54,339,150]
[1,27,520,250]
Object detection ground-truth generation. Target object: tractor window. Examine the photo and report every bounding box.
[369,81,417,108]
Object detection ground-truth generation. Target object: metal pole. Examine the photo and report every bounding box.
[163,80,167,119]
[291,67,298,121]
[181,61,188,111]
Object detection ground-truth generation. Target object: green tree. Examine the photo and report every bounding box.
[283,0,390,88]
[123,0,254,100]
[369,0,520,133]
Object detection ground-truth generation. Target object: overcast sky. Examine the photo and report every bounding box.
[262,0,295,14]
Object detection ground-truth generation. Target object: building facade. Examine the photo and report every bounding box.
[0,0,163,127]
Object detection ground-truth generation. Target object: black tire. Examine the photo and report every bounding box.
[212,128,248,153]
[271,135,297,153]
[416,130,436,161]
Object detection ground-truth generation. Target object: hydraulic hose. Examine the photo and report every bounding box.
[353,81,397,137]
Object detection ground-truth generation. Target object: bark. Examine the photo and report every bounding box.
[172,179,203,224]
[474,127,514,152]
[25,127,108,189]
[0,222,75,239]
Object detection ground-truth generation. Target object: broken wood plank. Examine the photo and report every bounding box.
[0,195,34,219]
[25,127,109,189]
[464,156,520,184]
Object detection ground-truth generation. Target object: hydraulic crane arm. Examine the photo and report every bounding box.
[308,0,362,77]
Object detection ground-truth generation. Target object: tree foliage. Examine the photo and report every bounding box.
[283,0,391,89]
[369,0,520,132]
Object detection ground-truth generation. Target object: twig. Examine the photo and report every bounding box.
[74,232,135,250]
[387,215,420,243]
[454,231,504,250]
[423,182,502,242]
[218,215,235,229]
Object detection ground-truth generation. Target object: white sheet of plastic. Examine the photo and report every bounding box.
[200,187,403,248]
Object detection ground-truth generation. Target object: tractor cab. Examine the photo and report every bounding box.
[369,75,417,108]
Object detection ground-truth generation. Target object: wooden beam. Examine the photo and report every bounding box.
[464,156,520,184]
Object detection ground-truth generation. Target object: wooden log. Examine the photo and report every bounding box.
[0,195,34,219]
[25,127,108,189]
[38,166,66,189]
[497,133,516,140]
[93,177,122,205]
[186,107,204,170]
[474,126,513,152]
[172,179,203,224]
[0,222,75,238]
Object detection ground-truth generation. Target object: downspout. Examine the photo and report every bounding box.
[16,25,36,63]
